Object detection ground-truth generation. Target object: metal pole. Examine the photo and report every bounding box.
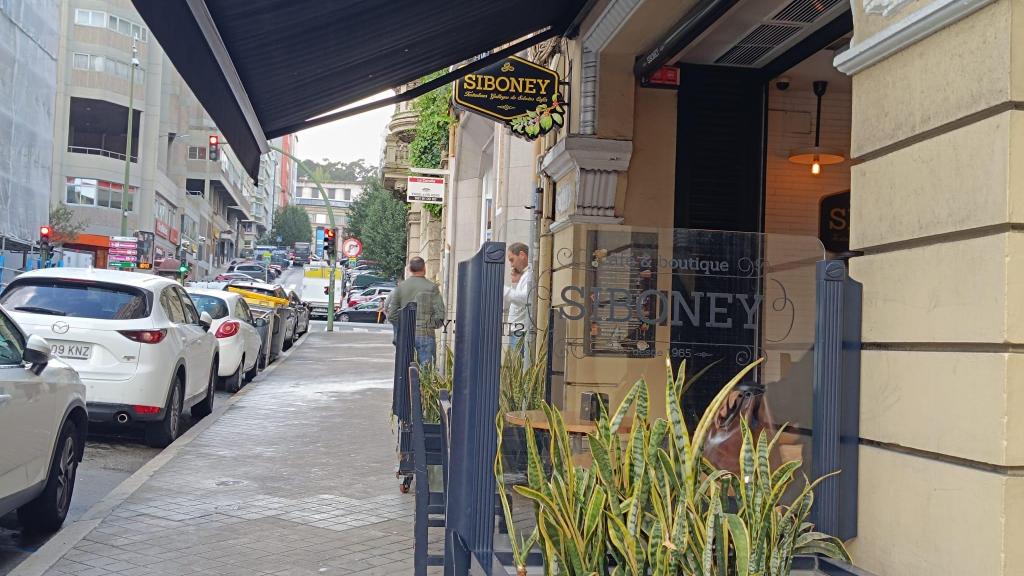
[121,38,139,237]
[269,145,337,332]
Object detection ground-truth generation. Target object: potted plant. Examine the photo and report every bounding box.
[498,341,547,479]
[497,357,851,575]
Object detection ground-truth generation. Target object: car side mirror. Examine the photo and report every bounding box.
[200,311,213,332]
[24,334,51,375]
[254,317,268,328]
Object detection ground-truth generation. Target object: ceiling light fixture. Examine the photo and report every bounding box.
[788,80,844,176]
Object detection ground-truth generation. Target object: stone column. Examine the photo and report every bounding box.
[836,1,1024,574]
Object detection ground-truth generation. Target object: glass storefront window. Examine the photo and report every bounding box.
[548,224,824,486]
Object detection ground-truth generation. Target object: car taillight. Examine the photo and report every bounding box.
[118,329,167,344]
[216,320,240,338]
[132,405,161,415]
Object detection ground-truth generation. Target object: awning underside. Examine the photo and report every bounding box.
[133,0,588,179]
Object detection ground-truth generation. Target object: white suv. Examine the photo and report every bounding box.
[0,305,86,533]
[1,268,218,447]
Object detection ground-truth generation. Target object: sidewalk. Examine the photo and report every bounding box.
[24,331,420,576]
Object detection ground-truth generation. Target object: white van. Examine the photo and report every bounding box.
[301,266,345,319]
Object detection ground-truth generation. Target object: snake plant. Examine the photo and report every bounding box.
[506,356,851,575]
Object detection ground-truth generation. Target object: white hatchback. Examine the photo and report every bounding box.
[187,288,263,392]
[0,306,86,533]
[1,268,218,447]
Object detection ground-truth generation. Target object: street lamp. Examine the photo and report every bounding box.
[120,37,140,237]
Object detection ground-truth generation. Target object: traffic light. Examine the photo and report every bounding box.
[39,225,51,261]
[323,227,336,259]
[208,135,219,161]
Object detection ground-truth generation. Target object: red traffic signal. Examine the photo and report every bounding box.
[39,225,51,238]
[208,135,220,161]
[323,228,335,241]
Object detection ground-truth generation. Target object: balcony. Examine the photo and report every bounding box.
[387,108,419,138]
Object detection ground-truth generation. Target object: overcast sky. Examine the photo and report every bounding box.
[292,92,395,167]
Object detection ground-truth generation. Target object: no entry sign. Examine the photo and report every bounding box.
[341,237,363,258]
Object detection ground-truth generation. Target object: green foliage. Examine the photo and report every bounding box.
[417,348,454,424]
[347,177,408,279]
[48,203,85,246]
[269,205,313,247]
[504,357,851,576]
[408,71,453,172]
[508,93,565,140]
[499,341,547,415]
[298,158,376,182]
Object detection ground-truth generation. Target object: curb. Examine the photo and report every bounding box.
[8,333,307,576]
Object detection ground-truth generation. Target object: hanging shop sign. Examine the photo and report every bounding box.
[819,190,850,253]
[406,176,445,204]
[454,55,564,140]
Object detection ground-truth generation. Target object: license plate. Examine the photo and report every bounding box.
[50,342,92,360]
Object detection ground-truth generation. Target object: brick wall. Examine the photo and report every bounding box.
[764,85,851,239]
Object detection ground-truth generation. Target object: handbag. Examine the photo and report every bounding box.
[703,384,779,475]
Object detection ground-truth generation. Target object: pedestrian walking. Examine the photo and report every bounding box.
[504,242,533,355]
[385,257,445,366]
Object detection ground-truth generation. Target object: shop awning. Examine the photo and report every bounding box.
[131,0,590,179]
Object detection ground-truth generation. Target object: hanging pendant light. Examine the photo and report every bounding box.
[789,80,844,176]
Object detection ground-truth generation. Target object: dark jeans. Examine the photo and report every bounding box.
[415,335,436,367]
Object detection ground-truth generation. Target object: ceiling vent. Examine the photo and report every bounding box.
[714,24,801,66]
[773,0,843,24]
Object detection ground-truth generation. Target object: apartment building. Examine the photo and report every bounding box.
[50,0,264,278]
[0,0,58,280]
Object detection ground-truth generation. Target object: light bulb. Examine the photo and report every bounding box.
[811,161,821,175]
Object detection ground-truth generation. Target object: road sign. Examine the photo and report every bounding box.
[341,238,363,258]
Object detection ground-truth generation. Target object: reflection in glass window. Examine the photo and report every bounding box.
[0,313,25,365]
[65,177,136,211]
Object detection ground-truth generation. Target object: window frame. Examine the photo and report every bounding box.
[174,287,201,324]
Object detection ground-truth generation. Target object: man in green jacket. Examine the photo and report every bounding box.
[385,257,445,366]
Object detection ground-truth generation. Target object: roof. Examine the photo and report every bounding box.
[12,267,176,289]
[186,287,241,301]
[227,280,279,293]
[130,0,591,179]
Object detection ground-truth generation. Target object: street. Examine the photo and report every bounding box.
[0,265,390,575]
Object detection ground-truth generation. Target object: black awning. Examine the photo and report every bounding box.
[132,0,589,180]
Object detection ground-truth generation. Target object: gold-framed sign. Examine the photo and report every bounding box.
[455,55,564,140]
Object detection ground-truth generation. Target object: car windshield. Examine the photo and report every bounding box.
[190,294,229,319]
[1,279,150,320]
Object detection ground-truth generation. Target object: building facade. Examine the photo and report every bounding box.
[0,0,59,280]
[423,1,1024,574]
[293,178,364,240]
[50,0,259,278]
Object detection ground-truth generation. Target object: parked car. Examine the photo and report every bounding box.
[288,290,310,336]
[1,268,218,448]
[337,300,386,323]
[0,306,87,533]
[228,262,271,282]
[225,280,297,353]
[215,272,257,282]
[187,289,262,392]
[346,284,394,308]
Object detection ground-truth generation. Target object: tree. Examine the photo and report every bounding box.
[49,203,85,246]
[298,158,376,182]
[269,205,313,247]
[347,177,408,279]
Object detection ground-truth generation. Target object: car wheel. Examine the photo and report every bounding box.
[191,357,217,418]
[339,313,350,322]
[146,379,182,448]
[244,353,259,383]
[225,356,243,393]
[18,419,80,534]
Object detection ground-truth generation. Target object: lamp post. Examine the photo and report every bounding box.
[120,38,140,237]
[269,145,338,332]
